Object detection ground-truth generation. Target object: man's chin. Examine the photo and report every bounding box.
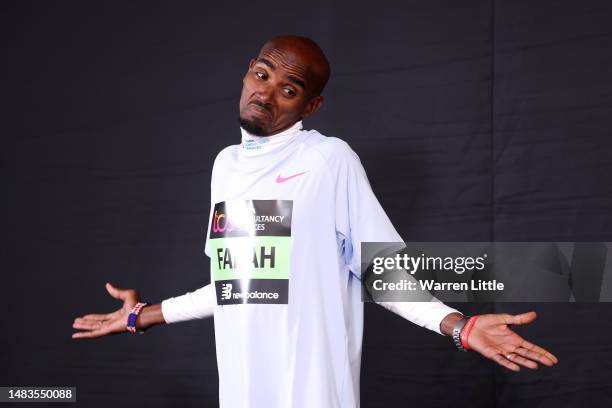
[238,117,269,136]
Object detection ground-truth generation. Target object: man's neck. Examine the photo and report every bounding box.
[240,121,303,156]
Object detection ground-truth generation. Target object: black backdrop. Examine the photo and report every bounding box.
[2,1,612,407]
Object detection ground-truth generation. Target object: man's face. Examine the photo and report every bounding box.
[238,45,322,136]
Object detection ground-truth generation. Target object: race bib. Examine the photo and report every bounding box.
[208,200,292,305]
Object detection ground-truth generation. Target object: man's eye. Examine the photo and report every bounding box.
[283,88,296,97]
[255,71,267,80]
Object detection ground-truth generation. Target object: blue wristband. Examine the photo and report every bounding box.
[126,302,148,334]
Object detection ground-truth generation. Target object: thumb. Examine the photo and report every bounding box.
[508,311,537,325]
[105,282,126,300]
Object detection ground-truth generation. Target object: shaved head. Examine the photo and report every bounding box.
[259,35,331,97]
[239,35,331,136]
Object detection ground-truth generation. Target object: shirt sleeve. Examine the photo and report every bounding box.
[376,300,459,335]
[332,139,402,277]
[162,154,219,324]
[330,138,460,335]
[161,284,215,324]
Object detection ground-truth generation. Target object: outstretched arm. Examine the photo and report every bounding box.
[72,283,165,339]
[72,282,215,339]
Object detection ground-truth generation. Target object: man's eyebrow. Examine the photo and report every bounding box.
[256,57,306,90]
[256,58,275,70]
[287,75,306,90]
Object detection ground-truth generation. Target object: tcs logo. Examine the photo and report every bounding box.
[212,210,234,233]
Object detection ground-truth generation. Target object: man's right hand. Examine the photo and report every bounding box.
[72,282,142,339]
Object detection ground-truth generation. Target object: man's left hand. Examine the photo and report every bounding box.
[468,311,559,371]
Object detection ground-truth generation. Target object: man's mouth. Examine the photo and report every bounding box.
[248,102,273,119]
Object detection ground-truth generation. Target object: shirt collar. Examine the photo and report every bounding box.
[240,121,303,156]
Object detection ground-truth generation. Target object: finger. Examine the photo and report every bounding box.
[105,282,122,299]
[500,333,558,366]
[81,313,111,321]
[72,329,105,339]
[520,340,558,364]
[520,340,558,365]
[505,352,538,370]
[105,282,132,301]
[73,318,105,331]
[513,347,555,366]
[505,311,537,326]
[492,353,520,372]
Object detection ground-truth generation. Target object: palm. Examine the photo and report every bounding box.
[72,283,138,339]
[468,311,558,371]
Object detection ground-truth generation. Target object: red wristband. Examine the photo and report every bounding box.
[460,315,478,350]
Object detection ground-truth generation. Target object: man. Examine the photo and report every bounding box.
[72,35,558,407]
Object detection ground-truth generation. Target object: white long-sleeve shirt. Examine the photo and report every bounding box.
[162,123,459,408]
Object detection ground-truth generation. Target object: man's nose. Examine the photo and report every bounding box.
[255,83,275,103]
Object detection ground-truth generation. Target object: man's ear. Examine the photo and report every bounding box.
[302,95,324,119]
[247,58,256,72]
[243,58,256,84]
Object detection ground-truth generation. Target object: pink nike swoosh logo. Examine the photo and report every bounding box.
[276,171,307,183]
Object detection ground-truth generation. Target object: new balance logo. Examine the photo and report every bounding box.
[221,283,233,300]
